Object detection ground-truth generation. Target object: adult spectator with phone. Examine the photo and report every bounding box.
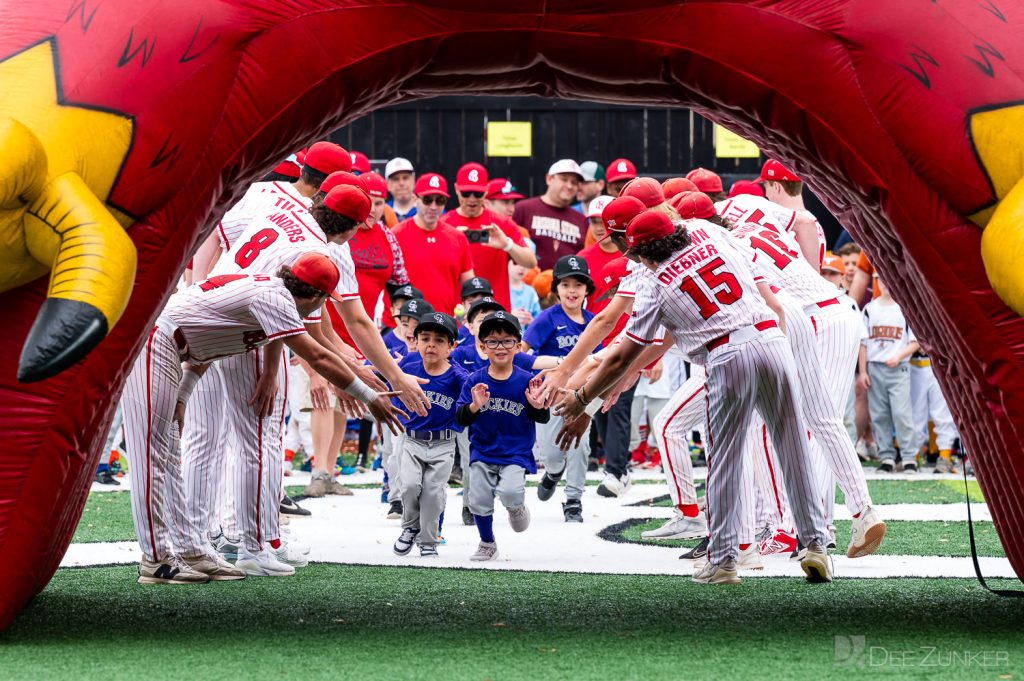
[442,163,536,310]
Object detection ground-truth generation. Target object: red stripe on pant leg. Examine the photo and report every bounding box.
[762,423,783,522]
[143,327,159,560]
[662,386,705,505]
[254,350,263,546]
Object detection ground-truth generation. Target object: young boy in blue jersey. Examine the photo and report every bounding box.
[456,277,494,345]
[456,311,549,561]
[522,255,597,523]
[384,288,427,357]
[381,296,436,519]
[392,312,468,558]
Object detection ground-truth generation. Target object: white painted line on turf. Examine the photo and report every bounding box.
[63,487,1010,579]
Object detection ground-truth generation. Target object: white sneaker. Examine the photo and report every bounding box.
[596,471,631,498]
[692,557,741,585]
[847,505,886,558]
[281,529,311,555]
[181,553,246,581]
[507,505,531,533]
[272,540,309,567]
[470,541,498,561]
[641,511,707,540]
[212,533,241,561]
[737,543,763,570]
[236,548,295,577]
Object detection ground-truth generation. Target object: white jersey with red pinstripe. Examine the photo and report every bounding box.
[217,181,312,252]
[624,228,828,564]
[165,275,307,362]
[728,222,838,308]
[715,194,825,269]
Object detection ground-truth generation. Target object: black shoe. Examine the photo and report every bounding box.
[679,536,709,560]
[449,466,464,486]
[94,470,120,486]
[462,506,474,526]
[878,461,895,473]
[537,471,562,501]
[563,499,583,523]
[354,451,368,472]
[280,495,311,516]
[902,462,918,472]
[387,500,403,520]
[789,539,806,561]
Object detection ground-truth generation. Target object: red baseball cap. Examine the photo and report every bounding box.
[602,196,646,233]
[290,252,343,301]
[324,185,371,222]
[455,163,489,193]
[303,142,351,175]
[486,178,524,200]
[606,158,638,183]
[670,191,717,219]
[626,210,675,248]
[596,256,631,300]
[349,151,371,174]
[295,148,308,165]
[621,177,665,208]
[662,177,699,200]
[685,167,723,193]
[272,156,301,179]
[360,172,387,199]
[728,179,766,198]
[320,170,365,193]
[759,159,801,183]
[414,173,450,198]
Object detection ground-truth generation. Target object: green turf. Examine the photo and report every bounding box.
[4,565,1022,680]
[616,519,1006,557]
[644,479,985,508]
[72,492,136,543]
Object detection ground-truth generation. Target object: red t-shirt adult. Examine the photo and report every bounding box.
[513,196,588,270]
[331,223,397,347]
[577,243,620,313]
[393,217,474,314]
[441,208,527,309]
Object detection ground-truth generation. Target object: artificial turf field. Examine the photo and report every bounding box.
[5,470,1024,680]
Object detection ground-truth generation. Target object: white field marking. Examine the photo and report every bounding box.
[63,487,1010,579]
[88,464,978,493]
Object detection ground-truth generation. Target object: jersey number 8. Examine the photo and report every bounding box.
[235,229,279,268]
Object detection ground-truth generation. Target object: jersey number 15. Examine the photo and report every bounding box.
[679,257,742,319]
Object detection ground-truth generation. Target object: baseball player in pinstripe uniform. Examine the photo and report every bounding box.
[556,210,833,585]
[124,254,405,583]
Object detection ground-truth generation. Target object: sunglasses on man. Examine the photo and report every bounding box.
[420,195,447,206]
[459,190,485,199]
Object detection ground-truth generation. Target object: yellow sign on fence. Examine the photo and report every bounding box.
[487,121,532,157]
[714,124,760,159]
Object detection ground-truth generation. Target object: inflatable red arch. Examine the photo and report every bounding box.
[2,0,1024,626]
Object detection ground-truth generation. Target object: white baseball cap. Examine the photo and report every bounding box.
[586,195,614,219]
[547,159,583,179]
[384,157,414,178]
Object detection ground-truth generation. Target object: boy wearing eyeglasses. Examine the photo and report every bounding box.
[442,163,537,311]
[522,255,598,523]
[456,311,549,561]
[391,312,468,558]
[393,173,476,315]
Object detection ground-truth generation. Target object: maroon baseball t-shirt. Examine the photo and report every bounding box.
[513,197,588,270]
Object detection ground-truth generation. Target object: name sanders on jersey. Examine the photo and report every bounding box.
[480,397,525,416]
[424,390,455,411]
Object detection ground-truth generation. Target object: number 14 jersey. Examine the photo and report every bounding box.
[625,221,774,359]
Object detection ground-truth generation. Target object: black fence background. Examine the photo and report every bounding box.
[328,95,843,245]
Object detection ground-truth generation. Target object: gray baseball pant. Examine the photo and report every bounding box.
[537,415,589,501]
[867,362,916,464]
[467,461,526,516]
[399,437,455,547]
[457,428,471,510]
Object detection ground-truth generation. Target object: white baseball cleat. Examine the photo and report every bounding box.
[847,505,886,558]
[236,548,295,577]
[641,510,707,540]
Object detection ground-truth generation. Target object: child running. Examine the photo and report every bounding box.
[456,311,549,561]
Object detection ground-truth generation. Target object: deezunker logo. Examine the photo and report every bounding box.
[834,636,1010,668]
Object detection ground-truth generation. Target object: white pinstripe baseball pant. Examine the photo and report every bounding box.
[651,364,705,507]
[704,327,828,564]
[182,363,229,543]
[123,322,207,563]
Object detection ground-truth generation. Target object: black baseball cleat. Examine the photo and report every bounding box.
[280,495,311,516]
[94,470,120,486]
[679,536,709,560]
[537,471,562,501]
[563,499,583,523]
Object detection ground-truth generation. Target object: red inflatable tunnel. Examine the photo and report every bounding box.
[1,0,1024,627]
